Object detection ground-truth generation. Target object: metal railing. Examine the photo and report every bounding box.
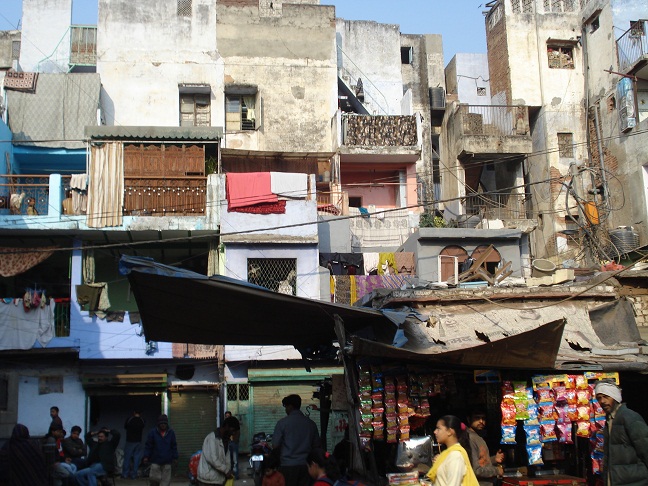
[123,176,207,216]
[0,175,70,216]
[457,105,530,137]
[54,298,71,337]
[465,192,528,220]
[617,20,648,73]
[317,191,345,215]
[70,25,97,66]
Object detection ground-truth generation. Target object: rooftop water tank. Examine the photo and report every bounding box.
[610,226,639,256]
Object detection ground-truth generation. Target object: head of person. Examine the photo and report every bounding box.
[434,415,467,447]
[594,380,622,414]
[307,449,340,481]
[133,409,141,417]
[11,423,30,441]
[468,407,488,433]
[222,416,240,436]
[265,455,280,476]
[50,406,59,418]
[282,394,301,414]
[70,426,82,438]
[157,414,169,431]
[224,411,232,419]
[51,425,65,439]
[97,429,109,443]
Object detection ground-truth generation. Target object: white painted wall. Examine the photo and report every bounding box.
[17,371,86,437]
[336,20,405,115]
[20,0,72,73]
[97,0,224,126]
[451,53,491,105]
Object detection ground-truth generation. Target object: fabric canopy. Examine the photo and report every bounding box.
[0,247,56,277]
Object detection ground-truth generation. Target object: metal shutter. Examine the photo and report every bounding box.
[168,390,218,474]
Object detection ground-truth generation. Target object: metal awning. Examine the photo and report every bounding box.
[84,126,223,141]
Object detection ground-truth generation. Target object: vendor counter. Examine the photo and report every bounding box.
[502,475,586,486]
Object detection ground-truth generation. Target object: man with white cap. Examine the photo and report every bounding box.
[594,380,648,486]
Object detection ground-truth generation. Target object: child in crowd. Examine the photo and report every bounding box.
[262,455,285,486]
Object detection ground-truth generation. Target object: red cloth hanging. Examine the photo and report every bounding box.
[228,200,286,214]
[226,172,277,209]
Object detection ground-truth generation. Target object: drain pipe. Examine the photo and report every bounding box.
[592,106,609,205]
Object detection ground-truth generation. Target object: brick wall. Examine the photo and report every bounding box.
[486,8,511,104]
[627,295,648,328]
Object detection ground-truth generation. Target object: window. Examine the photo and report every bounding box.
[180,93,210,127]
[349,197,362,208]
[512,0,534,13]
[11,41,20,61]
[590,16,599,33]
[544,0,576,12]
[177,0,192,17]
[477,87,487,96]
[247,258,297,295]
[39,376,64,395]
[226,95,257,131]
[547,46,574,69]
[401,47,413,65]
[557,133,574,157]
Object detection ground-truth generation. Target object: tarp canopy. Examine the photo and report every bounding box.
[120,256,571,369]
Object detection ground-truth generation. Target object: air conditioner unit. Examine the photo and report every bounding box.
[430,87,446,110]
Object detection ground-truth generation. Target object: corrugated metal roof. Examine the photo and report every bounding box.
[84,126,223,141]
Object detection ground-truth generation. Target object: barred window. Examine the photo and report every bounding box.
[512,0,534,13]
[547,46,574,69]
[239,384,250,400]
[247,258,297,296]
[54,298,70,337]
[544,0,576,12]
[558,133,574,158]
[177,0,192,17]
[227,385,238,401]
[477,87,487,96]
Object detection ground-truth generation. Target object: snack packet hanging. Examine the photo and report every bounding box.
[527,444,544,465]
[501,425,517,444]
[524,424,541,445]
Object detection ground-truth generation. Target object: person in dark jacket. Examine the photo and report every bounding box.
[74,427,120,486]
[594,381,648,486]
[62,425,87,468]
[122,410,145,479]
[143,414,178,486]
[0,423,48,486]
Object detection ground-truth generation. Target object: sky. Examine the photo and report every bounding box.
[0,0,488,64]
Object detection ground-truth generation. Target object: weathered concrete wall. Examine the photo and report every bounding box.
[97,0,224,126]
[0,31,20,70]
[318,215,352,253]
[218,3,337,152]
[20,0,72,73]
[336,20,404,116]
[447,53,491,105]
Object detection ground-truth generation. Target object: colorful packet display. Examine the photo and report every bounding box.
[524,424,541,445]
[557,422,573,444]
[527,444,544,465]
[501,425,517,444]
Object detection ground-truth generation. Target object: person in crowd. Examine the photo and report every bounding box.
[196,416,239,486]
[0,423,48,485]
[426,415,478,486]
[74,427,121,486]
[63,425,87,469]
[143,414,178,486]
[594,380,648,486]
[47,427,77,484]
[465,408,504,486]
[262,454,285,486]
[273,394,322,486]
[307,449,341,486]
[123,409,146,479]
[49,406,63,435]
[224,411,241,479]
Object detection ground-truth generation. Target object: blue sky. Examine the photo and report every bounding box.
[0,0,488,64]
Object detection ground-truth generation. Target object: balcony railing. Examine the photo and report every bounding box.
[123,176,207,216]
[70,25,97,66]
[457,105,529,137]
[342,114,418,146]
[465,193,528,220]
[617,20,648,73]
[0,175,71,216]
[317,191,345,215]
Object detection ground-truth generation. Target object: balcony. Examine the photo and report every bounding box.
[448,104,532,160]
[617,20,648,75]
[69,25,97,66]
[124,176,207,216]
[339,113,421,164]
[0,175,71,216]
[465,192,528,221]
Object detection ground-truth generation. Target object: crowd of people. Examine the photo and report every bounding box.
[0,381,646,486]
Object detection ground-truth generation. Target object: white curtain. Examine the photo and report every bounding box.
[87,142,124,228]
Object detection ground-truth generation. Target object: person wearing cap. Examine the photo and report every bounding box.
[594,380,648,486]
[272,394,322,486]
[197,416,240,485]
[466,408,505,486]
[143,414,178,486]
[74,427,120,486]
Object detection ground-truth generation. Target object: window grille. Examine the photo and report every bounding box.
[558,133,574,157]
[54,299,71,337]
[239,384,250,400]
[180,93,210,127]
[477,87,487,96]
[226,95,256,131]
[11,41,20,60]
[547,46,574,69]
[247,258,297,296]
[177,0,192,17]
[544,0,575,12]
[227,385,238,401]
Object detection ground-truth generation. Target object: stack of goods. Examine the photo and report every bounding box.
[386,472,420,485]
[358,365,455,446]
[499,373,616,471]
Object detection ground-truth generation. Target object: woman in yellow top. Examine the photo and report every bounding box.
[426,415,479,486]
